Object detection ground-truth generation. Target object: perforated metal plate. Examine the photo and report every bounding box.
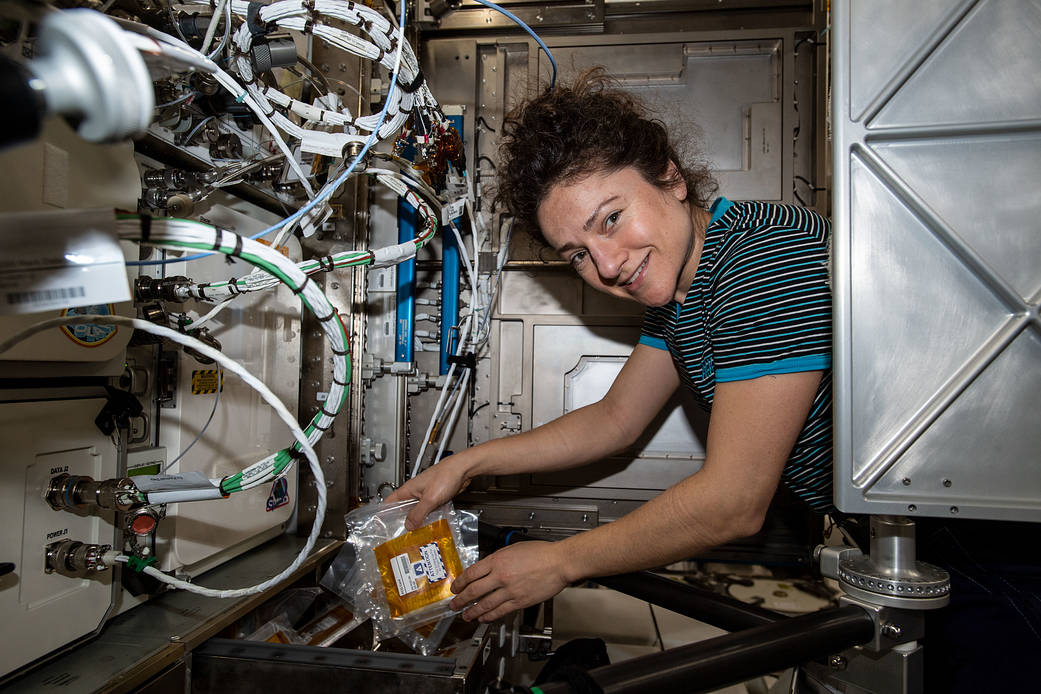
[832,0,1041,521]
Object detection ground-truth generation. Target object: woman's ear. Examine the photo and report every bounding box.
[664,160,688,202]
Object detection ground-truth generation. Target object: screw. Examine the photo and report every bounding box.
[908,504,917,512]
[943,479,952,487]
[829,654,847,670]
[582,514,589,523]
[528,512,536,520]
[902,477,911,486]
[881,623,902,639]
[950,506,959,514]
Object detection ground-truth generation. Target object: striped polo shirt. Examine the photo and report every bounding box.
[639,198,834,512]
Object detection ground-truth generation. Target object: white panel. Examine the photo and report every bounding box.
[0,399,117,678]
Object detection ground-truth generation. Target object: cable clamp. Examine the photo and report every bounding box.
[447,351,477,371]
[246,1,270,37]
[397,68,424,94]
[126,555,159,573]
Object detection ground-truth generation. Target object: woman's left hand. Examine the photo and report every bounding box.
[449,541,571,623]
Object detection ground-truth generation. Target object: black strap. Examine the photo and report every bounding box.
[447,352,476,370]
[231,233,243,257]
[397,68,424,94]
[317,255,336,272]
[246,2,268,37]
[291,275,313,296]
[210,232,221,250]
[332,375,348,387]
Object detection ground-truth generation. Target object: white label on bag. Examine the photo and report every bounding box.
[391,552,419,595]
[0,209,129,315]
[419,542,448,582]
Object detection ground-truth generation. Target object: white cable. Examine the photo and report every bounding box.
[409,314,474,479]
[199,0,227,55]
[189,297,235,330]
[0,315,325,599]
[433,368,470,465]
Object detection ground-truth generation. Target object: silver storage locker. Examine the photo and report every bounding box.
[832,0,1041,521]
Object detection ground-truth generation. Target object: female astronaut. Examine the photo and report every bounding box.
[387,68,832,622]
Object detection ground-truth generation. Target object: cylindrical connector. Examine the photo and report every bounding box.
[135,275,192,303]
[45,540,111,578]
[46,474,140,513]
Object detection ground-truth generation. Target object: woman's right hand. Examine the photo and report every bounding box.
[383,454,473,530]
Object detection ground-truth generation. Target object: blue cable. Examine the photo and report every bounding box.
[129,0,408,267]
[471,0,557,88]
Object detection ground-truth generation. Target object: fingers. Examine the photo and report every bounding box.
[404,498,438,531]
[450,559,493,606]
[461,588,518,623]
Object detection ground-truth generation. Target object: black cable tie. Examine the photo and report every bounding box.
[231,233,243,257]
[140,213,152,241]
[198,285,209,300]
[286,446,306,461]
[211,232,222,250]
[376,48,385,64]
[319,405,338,419]
[447,352,477,371]
[347,1,354,9]
[315,308,336,323]
[397,68,424,94]
[226,278,239,296]
[317,255,336,272]
[246,2,268,37]
[302,0,315,10]
[331,346,349,357]
[333,376,348,387]
[314,420,332,432]
[291,275,313,296]
[265,104,276,117]
[303,18,313,33]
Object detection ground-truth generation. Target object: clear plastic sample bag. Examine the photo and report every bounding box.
[341,500,479,638]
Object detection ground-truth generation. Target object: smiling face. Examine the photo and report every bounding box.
[536,165,706,307]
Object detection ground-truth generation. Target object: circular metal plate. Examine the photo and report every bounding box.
[838,555,950,609]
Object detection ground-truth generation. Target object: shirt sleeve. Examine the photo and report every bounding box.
[708,204,832,383]
[639,305,669,351]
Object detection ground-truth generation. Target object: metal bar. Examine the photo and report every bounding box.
[592,571,784,633]
[537,605,874,694]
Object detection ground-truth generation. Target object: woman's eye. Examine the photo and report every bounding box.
[569,250,588,267]
[605,211,621,227]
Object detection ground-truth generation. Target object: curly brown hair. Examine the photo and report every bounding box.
[494,68,717,245]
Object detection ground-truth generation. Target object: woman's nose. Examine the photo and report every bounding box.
[590,239,625,281]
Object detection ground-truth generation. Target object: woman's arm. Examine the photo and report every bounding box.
[386,343,681,530]
[449,369,824,622]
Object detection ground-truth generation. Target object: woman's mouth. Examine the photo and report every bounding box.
[623,256,648,288]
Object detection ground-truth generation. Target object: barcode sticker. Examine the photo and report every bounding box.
[6,286,86,306]
[0,209,129,315]
[390,553,419,596]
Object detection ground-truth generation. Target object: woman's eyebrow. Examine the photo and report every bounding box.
[583,195,620,232]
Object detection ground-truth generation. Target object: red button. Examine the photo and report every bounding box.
[131,515,157,535]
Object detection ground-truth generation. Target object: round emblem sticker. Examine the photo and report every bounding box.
[60,304,118,347]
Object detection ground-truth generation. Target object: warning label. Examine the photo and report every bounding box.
[191,369,222,395]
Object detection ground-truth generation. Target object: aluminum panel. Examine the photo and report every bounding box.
[833,0,1041,521]
[848,0,971,122]
[873,0,1041,128]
